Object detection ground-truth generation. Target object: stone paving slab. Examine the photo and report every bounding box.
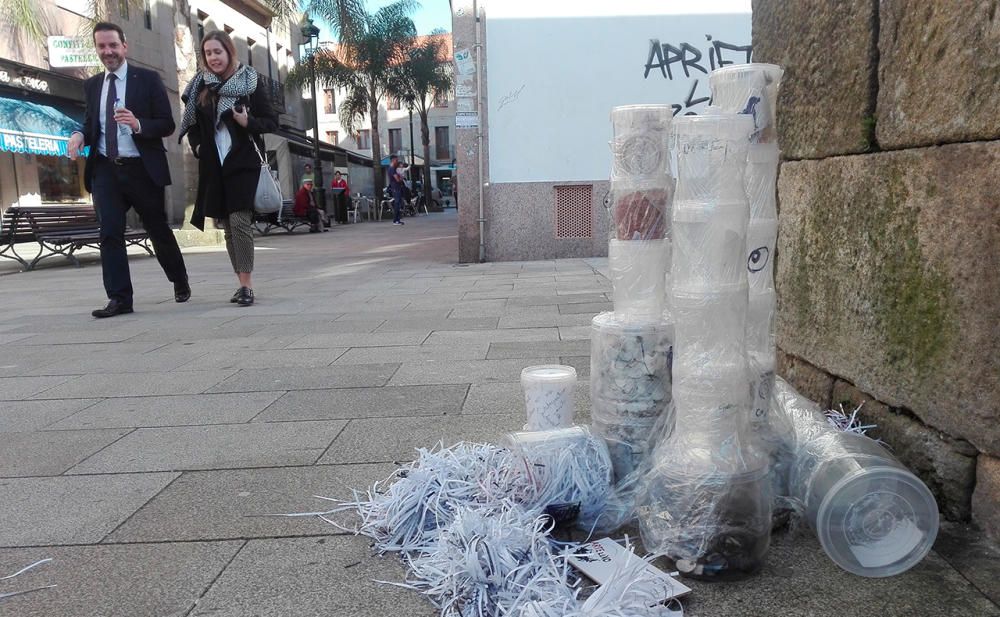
[332,343,489,364]
[559,301,613,314]
[374,316,500,333]
[0,541,243,617]
[559,325,593,340]
[33,370,237,399]
[0,428,131,477]
[177,348,348,371]
[188,536,436,617]
[206,364,399,393]
[67,421,347,474]
[0,473,178,546]
[319,414,523,464]
[461,381,592,420]
[0,375,75,400]
[682,534,1000,617]
[486,340,591,359]
[27,350,210,376]
[422,327,559,345]
[256,385,469,422]
[388,357,560,386]
[285,331,430,348]
[0,399,100,432]
[506,293,610,306]
[107,464,394,543]
[48,392,285,429]
[12,328,150,346]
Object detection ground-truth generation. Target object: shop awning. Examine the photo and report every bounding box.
[380,154,426,167]
[0,97,82,157]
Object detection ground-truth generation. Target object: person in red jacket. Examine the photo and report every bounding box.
[329,171,350,223]
[330,170,350,195]
[293,178,323,232]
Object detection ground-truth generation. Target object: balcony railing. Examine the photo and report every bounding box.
[258,74,286,114]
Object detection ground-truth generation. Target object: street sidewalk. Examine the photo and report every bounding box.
[0,210,997,616]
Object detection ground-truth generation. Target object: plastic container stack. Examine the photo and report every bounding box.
[592,105,676,484]
[770,378,940,577]
[638,112,772,581]
[606,105,673,322]
[708,64,784,428]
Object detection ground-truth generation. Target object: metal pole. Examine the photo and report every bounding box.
[309,48,326,212]
[408,107,415,166]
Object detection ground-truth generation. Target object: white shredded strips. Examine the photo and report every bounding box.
[290,440,684,617]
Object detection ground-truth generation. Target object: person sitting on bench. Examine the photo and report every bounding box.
[293,178,324,233]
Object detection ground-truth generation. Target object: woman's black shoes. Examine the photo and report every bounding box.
[230,288,241,303]
[236,286,254,306]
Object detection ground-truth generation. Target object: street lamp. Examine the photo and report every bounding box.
[300,16,325,213]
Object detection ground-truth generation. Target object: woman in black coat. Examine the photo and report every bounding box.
[178,30,278,306]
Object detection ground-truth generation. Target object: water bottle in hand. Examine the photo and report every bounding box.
[114,99,130,136]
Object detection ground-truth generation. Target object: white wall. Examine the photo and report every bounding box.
[485,0,750,183]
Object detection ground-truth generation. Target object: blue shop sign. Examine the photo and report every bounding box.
[0,96,84,157]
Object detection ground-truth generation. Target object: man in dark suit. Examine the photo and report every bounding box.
[68,21,190,318]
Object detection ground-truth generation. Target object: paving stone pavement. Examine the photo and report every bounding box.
[0,210,997,616]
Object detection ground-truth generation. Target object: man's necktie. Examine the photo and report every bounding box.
[105,74,118,160]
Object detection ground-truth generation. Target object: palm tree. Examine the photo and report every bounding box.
[288,0,417,200]
[390,30,452,207]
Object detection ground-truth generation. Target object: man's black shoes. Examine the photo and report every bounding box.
[92,299,133,318]
[174,280,191,303]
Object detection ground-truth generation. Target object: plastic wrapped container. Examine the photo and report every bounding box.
[771,378,940,577]
[504,426,614,529]
[708,63,784,145]
[671,200,749,291]
[671,114,753,205]
[610,105,672,181]
[638,462,772,580]
[589,312,673,483]
[608,238,668,321]
[521,365,577,431]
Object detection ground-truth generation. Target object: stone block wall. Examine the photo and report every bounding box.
[754,0,1000,539]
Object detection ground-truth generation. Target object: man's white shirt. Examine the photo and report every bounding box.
[97,61,141,157]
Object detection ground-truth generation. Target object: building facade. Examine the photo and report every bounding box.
[0,0,352,226]
[314,34,456,198]
[450,0,751,262]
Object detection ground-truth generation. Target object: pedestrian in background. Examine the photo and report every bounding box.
[68,21,190,318]
[294,178,324,233]
[178,30,278,307]
[388,154,405,226]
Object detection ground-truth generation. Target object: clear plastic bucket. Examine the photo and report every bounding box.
[520,365,577,431]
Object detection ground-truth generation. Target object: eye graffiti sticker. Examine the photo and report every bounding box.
[747,246,769,272]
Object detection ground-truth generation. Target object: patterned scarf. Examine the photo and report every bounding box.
[178,64,258,141]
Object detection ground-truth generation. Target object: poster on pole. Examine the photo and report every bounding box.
[456,111,479,129]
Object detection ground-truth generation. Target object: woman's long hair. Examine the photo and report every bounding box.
[198,30,239,107]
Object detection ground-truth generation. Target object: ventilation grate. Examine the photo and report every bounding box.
[554,185,593,239]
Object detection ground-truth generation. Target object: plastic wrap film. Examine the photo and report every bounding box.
[709,65,784,436]
[708,63,783,146]
[589,312,674,483]
[521,365,577,431]
[504,426,614,532]
[609,105,673,182]
[608,237,669,321]
[608,105,674,322]
[638,112,770,580]
[770,378,940,577]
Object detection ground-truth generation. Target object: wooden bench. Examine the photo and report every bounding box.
[1,205,153,271]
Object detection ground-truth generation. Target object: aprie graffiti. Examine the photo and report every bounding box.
[644,35,753,115]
